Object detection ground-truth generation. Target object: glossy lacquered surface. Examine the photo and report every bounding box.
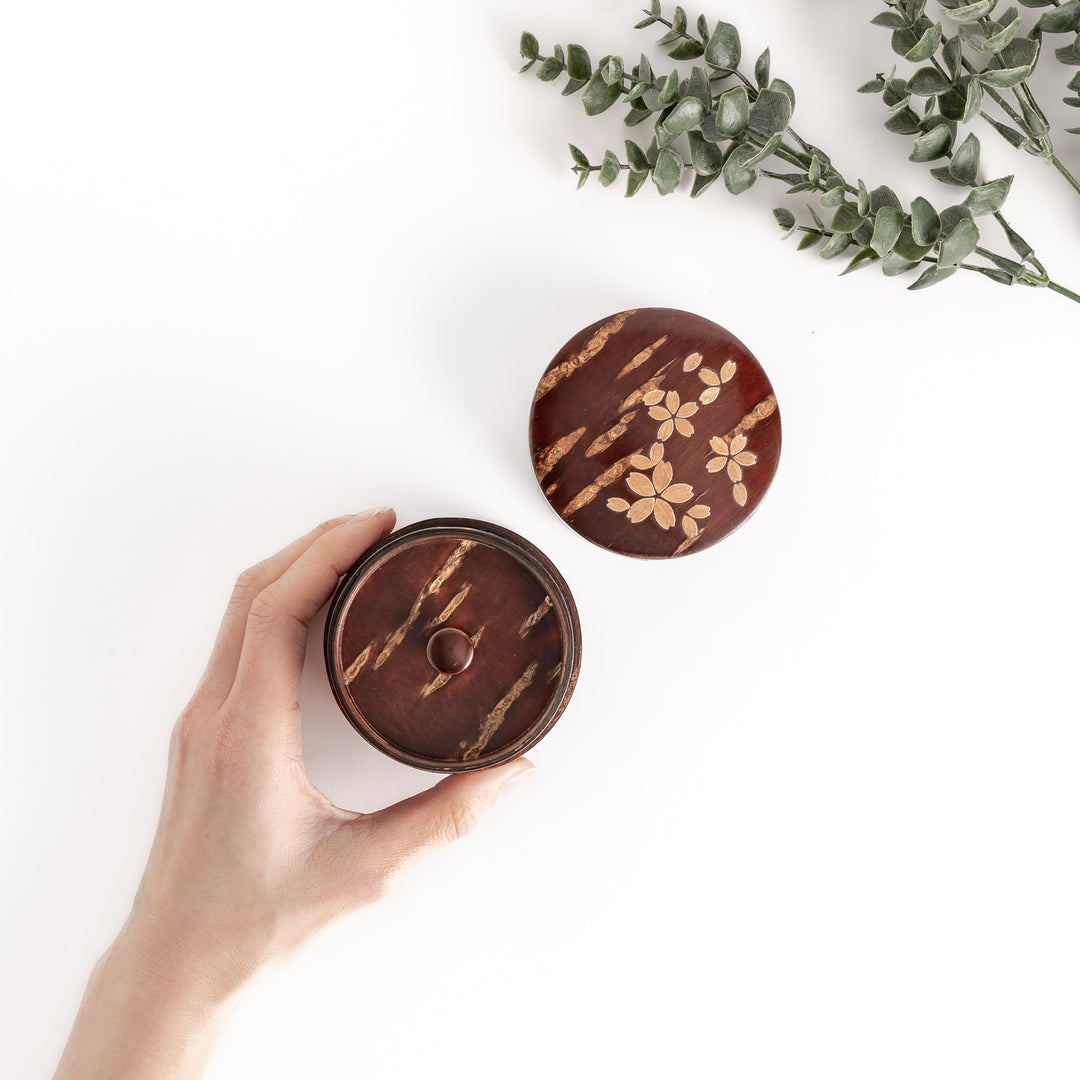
[324,519,581,771]
[530,307,781,558]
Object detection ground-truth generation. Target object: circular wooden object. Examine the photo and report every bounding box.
[324,519,581,772]
[530,308,782,558]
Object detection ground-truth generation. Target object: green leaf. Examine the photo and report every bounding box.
[872,12,909,29]
[870,206,904,256]
[963,175,1013,214]
[938,217,979,266]
[690,171,721,198]
[870,185,903,213]
[625,170,649,197]
[722,145,757,194]
[599,150,621,186]
[714,86,750,136]
[581,71,622,114]
[568,144,590,169]
[841,247,881,274]
[1036,1,1080,33]
[980,17,1022,52]
[567,44,591,81]
[658,70,680,106]
[831,203,866,233]
[908,264,958,289]
[858,75,888,94]
[537,57,564,82]
[687,130,724,174]
[625,139,649,172]
[819,232,853,259]
[949,132,981,184]
[669,39,706,60]
[910,67,952,95]
[944,35,963,79]
[894,225,934,261]
[662,97,706,137]
[945,1,996,23]
[809,155,822,185]
[685,65,711,107]
[886,108,923,134]
[910,122,954,161]
[906,22,943,61]
[820,186,847,208]
[520,32,540,61]
[755,48,771,88]
[653,147,684,195]
[773,207,796,229]
[748,88,792,136]
[770,78,797,113]
[857,180,870,217]
[961,77,984,121]
[978,65,1033,87]
[561,77,588,97]
[742,131,785,167]
[704,21,741,70]
[797,230,824,250]
[881,252,922,276]
[910,196,941,245]
[603,56,624,85]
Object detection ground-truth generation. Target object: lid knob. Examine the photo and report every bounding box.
[425,627,474,675]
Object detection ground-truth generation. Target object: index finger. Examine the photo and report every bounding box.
[228,507,396,716]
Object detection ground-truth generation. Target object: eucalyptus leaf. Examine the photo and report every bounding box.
[821,186,847,208]
[908,264,958,289]
[819,232,853,258]
[841,247,881,273]
[938,217,979,266]
[755,48,771,88]
[582,71,622,114]
[705,21,741,70]
[537,57,564,82]
[910,122,954,161]
[963,175,1013,214]
[773,207,796,229]
[798,230,824,250]
[626,169,649,197]
[687,130,724,175]
[653,147,685,195]
[722,144,758,194]
[870,206,904,256]
[857,180,871,217]
[658,70,680,106]
[881,251,922,276]
[567,44,592,81]
[962,76,984,121]
[909,67,952,95]
[625,139,650,172]
[662,97,706,137]
[715,86,750,136]
[945,1,996,24]
[949,132,981,184]
[748,88,793,136]
[599,150,621,186]
[520,32,540,61]
[831,203,866,233]
[894,225,934,261]
[669,40,706,60]
[906,23,943,62]
[910,196,941,245]
[978,65,1032,87]
[690,171,721,198]
[1036,1,1080,33]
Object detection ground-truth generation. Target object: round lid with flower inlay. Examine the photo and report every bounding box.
[529,308,781,559]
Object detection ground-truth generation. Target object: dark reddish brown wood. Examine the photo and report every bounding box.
[324,519,581,772]
[530,308,782,558]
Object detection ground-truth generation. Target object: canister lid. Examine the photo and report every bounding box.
[530,307,781,558]
[324,519,581,772]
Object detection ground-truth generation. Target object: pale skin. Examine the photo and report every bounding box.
[54,508,534,1080]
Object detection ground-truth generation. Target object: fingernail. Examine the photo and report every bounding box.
[350,506,392,524]
[497,760,536,794]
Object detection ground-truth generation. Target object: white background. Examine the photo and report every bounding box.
[3,1,1078,1076]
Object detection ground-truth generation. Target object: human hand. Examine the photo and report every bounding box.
[55,509,534,1080]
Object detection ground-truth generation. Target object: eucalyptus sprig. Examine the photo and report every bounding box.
[864,0,1080,200]
[519,2,1079,305]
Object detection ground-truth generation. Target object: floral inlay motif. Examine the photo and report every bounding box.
[644,389,698,440]
[707,433,757,507]
[607,443,693,530]
[697,359,737,405]
[681,504,711,540]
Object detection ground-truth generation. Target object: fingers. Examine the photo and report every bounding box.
[351,759,535,890]
[193,515,356,710]
[228,507,396,717]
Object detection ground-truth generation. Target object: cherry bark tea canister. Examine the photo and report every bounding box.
[530,307,782,558]
[324,519,581,772]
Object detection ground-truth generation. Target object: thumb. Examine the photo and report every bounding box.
[330,759,535,905]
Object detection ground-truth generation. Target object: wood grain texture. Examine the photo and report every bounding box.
[324,520,581,772]
[530,308,782,558]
